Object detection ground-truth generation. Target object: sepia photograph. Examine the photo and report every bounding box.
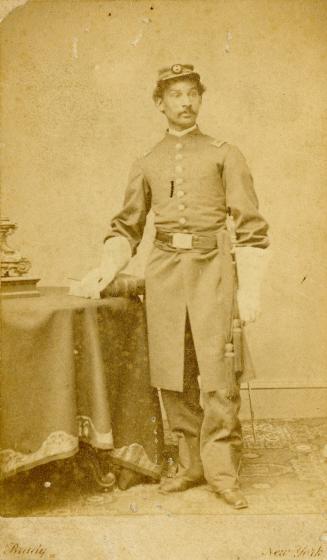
[1,0,327,558]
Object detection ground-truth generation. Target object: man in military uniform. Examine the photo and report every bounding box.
[81,64,269,509]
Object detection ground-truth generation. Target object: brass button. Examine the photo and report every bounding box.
[176,190,185,198]
[175,165,183,174]
[178,203,185,211]
[175,177,183,185]
[175,143,183,150]
[175,153,183,161]
[179,217,187,225]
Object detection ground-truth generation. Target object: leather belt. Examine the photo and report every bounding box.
[155,230,218,250]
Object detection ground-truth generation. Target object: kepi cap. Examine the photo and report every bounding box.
[157,64,200,82]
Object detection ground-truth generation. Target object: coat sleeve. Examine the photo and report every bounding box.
[222,145,269,248]
[104,158,152,256]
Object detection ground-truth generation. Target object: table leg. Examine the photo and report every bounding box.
[78,444,116,492]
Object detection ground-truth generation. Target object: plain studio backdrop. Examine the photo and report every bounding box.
[1,0,327,406]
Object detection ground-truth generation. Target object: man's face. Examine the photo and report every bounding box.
[156,79,202,131]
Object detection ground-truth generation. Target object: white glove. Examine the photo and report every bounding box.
[235,247,270,323]
[70,237,132,299]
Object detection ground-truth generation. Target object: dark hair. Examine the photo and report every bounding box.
[152,75,206,102]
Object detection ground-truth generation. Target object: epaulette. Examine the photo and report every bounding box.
[211,139,227,149]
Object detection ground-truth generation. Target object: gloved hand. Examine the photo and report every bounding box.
[237,287,259,324]
[235,247,270,323]
[71,237,132,299]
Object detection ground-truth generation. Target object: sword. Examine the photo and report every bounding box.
[226,208,257,445]
[246,381,257,446]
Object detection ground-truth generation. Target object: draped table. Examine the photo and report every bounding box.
[0,287,164,482]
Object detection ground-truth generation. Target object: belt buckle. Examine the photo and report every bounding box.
[171,233,193,249]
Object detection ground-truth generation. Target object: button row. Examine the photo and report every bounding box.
[174,143,185,230]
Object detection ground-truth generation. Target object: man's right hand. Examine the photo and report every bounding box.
[78,263,117,299]
[70,236,132,299]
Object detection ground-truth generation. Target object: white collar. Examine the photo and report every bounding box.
[168,124,198,137]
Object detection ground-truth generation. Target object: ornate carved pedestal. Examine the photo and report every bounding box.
[0,217,40,298]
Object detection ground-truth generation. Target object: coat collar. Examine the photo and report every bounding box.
[167,124,197,137]
[165,124,202,138]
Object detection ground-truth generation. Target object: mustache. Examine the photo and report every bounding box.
[179,109,195,116]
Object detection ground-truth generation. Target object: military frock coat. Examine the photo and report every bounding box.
[105,127,269,392]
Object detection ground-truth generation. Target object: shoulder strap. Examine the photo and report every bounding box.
[211,138,227,149]
[142,147,153,158]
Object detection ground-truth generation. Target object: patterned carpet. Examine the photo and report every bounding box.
[1,418,327,517]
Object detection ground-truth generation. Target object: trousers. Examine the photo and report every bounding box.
[161,315,243,492]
